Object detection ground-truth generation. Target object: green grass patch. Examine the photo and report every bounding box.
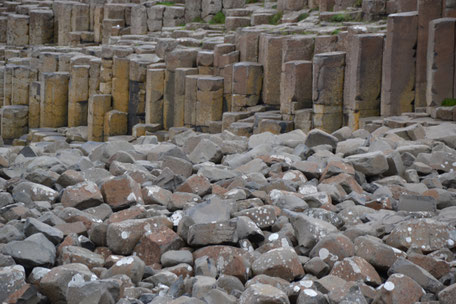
[330,14,352,22]
[331,29,341,35]
[297,13,309,22]
[155,1,175,6]
[442,98,456,107]
[355,0,363,7]
[272,4,277,9]
[192,16,205,23]
[269,12,283,25]
[209,11,225,24]
[245,0,259,3]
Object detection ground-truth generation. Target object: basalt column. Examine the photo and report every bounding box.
[381,12,418,116]
[68,65,90,127]
[344,34,384,129]
[280,61,312,117]
[40,72,70,128]
[196,76,224,129]
[426,18,456,107]
[146,69,165,128]
[88,94,112,142]
[415,0,443,109]
[259,34,284,106]
[231,62,263,112]
[312,52,346,133]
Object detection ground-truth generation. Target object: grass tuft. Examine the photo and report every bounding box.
[442,98,456,107]
[209,11,225,24]
[298,13,309,22]
[331,29,341,35]
[269,12,283,25]
[330,14,352,22]
[155,1,175,6]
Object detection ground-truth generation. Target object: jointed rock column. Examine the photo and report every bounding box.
[312,52,346,133]
[344,33,384,129]
[40,72,69,128]
[381,12,418,116]
[415,0,443,109]
[426,18,456,107]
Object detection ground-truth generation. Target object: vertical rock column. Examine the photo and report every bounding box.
[112,56,129,113]
[93,5,104,44]
[131,4,147,35]
[164,48,197,129]
[415,0,443,109]
[68,65,90,127]
[312,52,346,133]
[1,106,28,142]
[343,33,384,129]
[100,55,113,95]
[237,28,263,62]
[40,72,70,128]
[7,14,29,46]
[12,66,34,107]
[29,10,54,45]
[381,12,418,116]
[29,81,41,129]
[147,5,165,32]
[426,18,456,107]
[0,67,4,106]
[88,94,111,142]
[280,60,312,118]
[196,76,224,128]
[259,34,285,106]
[184,75,200,127]
[89,58,101,96]
[129,55,159,133]
[146,69,165,128]
[55,2,72,46]
[231,62,263,112]
[0,17,7,43]
[174,68,198,127]
[3,65,14,106]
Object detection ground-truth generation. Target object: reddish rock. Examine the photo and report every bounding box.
[175,175,211,196]
[330,256,382,286]
[354,235,407,271]
[193,246,251,282]
[55,221,88,236]
[106,205,147,224]
[106,217,173,255]
[101,175,143,210]
[252,247,304,281]
[234,205,277,228]
[373,273,424,304]
[61,181,104,210]
[133,226,184,265]
[142,185,172,206]
[384,218,454,252]
[310,234,355,266]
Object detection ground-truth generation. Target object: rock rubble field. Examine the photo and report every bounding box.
[0,116,456,304]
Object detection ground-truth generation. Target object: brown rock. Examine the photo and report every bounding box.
[133,226,184,265]
[101,175,143,210]
[175,175,211,196]
[252,247,304,282]
[61,181,104,210]
[330,256,382,286]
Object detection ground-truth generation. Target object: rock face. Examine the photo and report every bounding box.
[1,0,456,303]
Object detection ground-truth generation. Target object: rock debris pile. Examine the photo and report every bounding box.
[0,118,456,303]
[0,0,455,143]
